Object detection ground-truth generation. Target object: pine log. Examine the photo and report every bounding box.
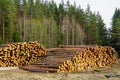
[0,41,46,66]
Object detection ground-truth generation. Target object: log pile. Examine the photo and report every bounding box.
[0,41,46,66]
[19,46,87,72]
[57,46,118,73]
[19,45,118,73]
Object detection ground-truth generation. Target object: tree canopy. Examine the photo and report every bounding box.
[0,0,107,48]
[110,8,120,57]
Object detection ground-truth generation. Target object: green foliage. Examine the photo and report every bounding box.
[0,0,107,48]
[84,5,102,45]
[110,8,120,58]
[0,37,3,44]
[13,30,21,42]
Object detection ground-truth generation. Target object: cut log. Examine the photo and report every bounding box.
[57,46,118,73]
[0,41,46,66]
[19,45,118,73]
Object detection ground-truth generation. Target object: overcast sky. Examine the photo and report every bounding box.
[52,0,120,28]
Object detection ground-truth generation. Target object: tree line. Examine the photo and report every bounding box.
[0,0,107,48]
[110,8,120,57]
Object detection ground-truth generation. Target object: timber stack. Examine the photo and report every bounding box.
[57,46,118,73]
[19,45,118,73]
[0,41,46,66]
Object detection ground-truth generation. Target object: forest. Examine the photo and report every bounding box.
[0,0,120,57]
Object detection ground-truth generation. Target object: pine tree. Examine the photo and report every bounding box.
[85,4,92,44]
[111,8,120,57]
[96,12,108,45]
[0,0,107,48]
[0,0,8,43]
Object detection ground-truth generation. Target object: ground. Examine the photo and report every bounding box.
[0,64,120,80]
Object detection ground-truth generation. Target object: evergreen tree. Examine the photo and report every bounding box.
[111,8,120,57]
[96,12,108,45]
[0,0,8,43]
[85,4,92,44]
[0,0,107,48]
[21,0,28,41]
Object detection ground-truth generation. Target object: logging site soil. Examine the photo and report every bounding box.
[0,62,120,80]
[0,42,120,80]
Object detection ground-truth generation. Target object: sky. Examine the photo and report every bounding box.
[52,0,120,28]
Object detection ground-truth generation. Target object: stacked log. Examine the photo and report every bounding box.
[57,46,118,73]
[59,45,95,48]
[0,41,46,66]
[19,46,87,72]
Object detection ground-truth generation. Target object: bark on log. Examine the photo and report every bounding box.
[19,45,118,73]
[57,46,118,73]
[0,41,46,66]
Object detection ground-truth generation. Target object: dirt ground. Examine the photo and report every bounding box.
[0,64,120,80]
[0,60,120,80]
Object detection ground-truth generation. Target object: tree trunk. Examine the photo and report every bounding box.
[2,16,5,42]
[72,16,75,45]
[23,15,26,41]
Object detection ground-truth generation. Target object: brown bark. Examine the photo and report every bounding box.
[0,41,46,66]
